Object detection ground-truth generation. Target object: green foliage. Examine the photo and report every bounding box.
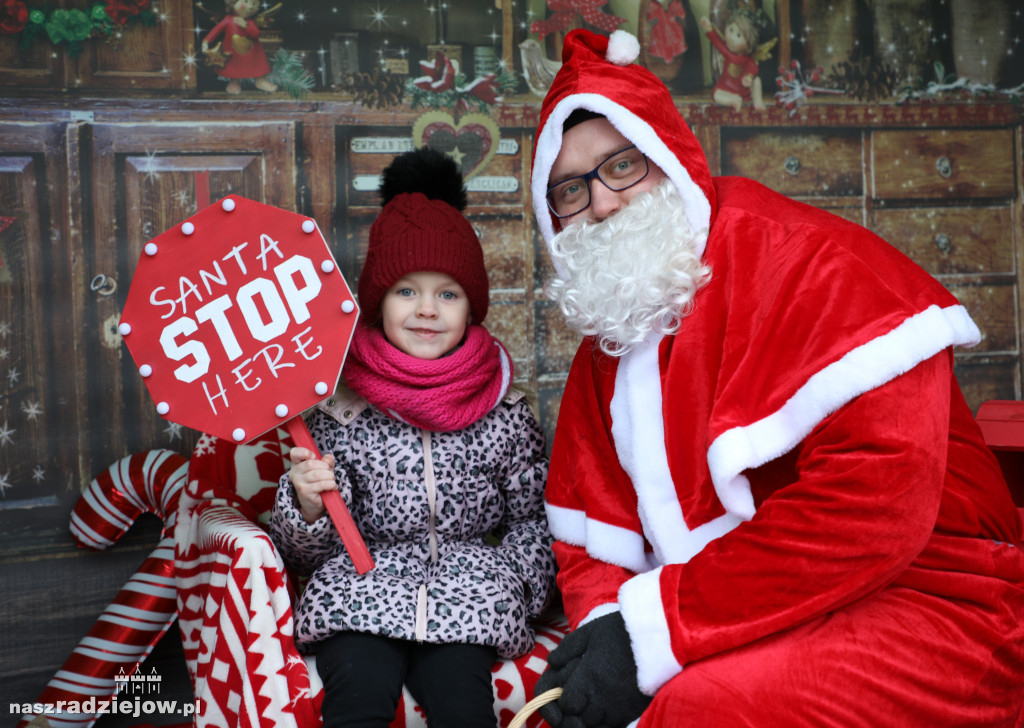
[269,49,315,100]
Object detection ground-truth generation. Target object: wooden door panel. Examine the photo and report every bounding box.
[0,122,77,530]
[84,123,297,469]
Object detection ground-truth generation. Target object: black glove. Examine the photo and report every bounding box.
[536,612,652,728]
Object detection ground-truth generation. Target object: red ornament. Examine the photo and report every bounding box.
[0,0,28,34]
[104,0,150,26]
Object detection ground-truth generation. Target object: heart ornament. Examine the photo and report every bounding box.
[412,111,501,180]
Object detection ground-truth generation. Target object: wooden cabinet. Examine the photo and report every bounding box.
[717,109,1023,411]
[869,127,1020,407]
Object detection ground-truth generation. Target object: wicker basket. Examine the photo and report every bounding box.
[508,688,563,728]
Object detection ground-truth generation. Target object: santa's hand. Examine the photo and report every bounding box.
[536,612,651,727]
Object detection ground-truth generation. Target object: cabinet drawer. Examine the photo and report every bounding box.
[721,129,862,197]
[946,281,1018,354]
[871,129,1015,199]
[954,359,1020,413]
[871,206,1014,275]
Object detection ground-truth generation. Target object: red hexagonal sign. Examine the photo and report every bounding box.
[120,195,359,444]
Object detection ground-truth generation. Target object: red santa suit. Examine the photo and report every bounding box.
[530,30,1024,726]
[204,14,271,80]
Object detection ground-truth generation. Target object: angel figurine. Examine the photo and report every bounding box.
[201,0,278,94]
[699,9,776,111]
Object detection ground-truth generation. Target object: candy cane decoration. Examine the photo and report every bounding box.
[17,449,188,728]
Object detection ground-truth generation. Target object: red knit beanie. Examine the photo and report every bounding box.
[358,151,489,323]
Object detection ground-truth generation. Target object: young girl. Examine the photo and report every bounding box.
[269,148,556,728]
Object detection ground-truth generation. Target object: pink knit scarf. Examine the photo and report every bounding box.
[343,324,512,432]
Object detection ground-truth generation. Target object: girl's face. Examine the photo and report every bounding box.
[233,0,259,18]
[380,271,471,360]
[724,21,750,53]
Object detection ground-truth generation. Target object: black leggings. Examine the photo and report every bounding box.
[316,631,498,728]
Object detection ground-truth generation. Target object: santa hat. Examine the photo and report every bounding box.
[359,148,489,323]
[530,29,716,266]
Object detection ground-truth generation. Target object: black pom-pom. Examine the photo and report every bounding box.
[379,147,467,212]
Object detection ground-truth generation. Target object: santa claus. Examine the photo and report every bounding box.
[530,29,1024,728]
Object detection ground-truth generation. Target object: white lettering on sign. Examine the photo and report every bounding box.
[157,253,327,383]
[160,316,210,383]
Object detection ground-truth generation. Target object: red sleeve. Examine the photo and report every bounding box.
[546,341,648,628]
[621,352,952,689]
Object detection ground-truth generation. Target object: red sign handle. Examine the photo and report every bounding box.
[285,416,375,574]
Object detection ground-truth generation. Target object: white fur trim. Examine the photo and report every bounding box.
[606,30,641,65]
[579,602,620,627]
[619,567,682,694]
[544,502,586,546]
[612,336,745,561]
[531,94,712,277]
[545,502,650,573]
[708,304,982,519]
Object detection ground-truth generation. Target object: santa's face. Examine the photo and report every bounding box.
[545,178,710,356]
[549,117,668,227]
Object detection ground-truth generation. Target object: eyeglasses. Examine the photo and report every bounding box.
[546,145,651,219]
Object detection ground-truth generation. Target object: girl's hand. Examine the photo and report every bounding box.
[288,447,338,524]
[233,14,247,26]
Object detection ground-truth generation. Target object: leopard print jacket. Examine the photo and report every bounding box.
[269,385,556,659]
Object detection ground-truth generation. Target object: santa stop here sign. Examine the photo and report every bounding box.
[119,195,358,443]
[119,195,373,572]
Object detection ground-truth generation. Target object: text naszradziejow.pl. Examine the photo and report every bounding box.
[13,697,201,719]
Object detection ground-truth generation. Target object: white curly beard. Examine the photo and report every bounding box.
[545,179,711,357]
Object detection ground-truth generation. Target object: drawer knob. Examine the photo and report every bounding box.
[935,156,952,179]
[934,233,952,254]
[784,155,802,176]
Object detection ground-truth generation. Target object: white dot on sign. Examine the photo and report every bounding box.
[275,404,289,417]
[315,381,329,396]
[139,364,153,377]
[144,242,158,256]
[302,219,316,233]
[222,198,236,212]
[182,221,195,235]
[233,428,246,442]
[320,260,335,273]
[341,300,355,314]
[118,322,131,336]
[156,402,170,415]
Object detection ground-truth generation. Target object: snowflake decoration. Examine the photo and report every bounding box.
[194,433,217,457]
[32,465,45,483]
[0,321,10,337]
[0,421,14,446]
[164,421,184,441]
[0,472,10,497]
[141,149,162,184]
[21,401,42,422]
[7,367,19,386]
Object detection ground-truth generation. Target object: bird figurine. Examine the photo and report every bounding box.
[519,38,562,97]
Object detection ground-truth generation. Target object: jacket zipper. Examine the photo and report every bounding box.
[415,429,438,641]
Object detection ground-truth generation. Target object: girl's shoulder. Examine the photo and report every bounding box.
[311,381,369,427]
